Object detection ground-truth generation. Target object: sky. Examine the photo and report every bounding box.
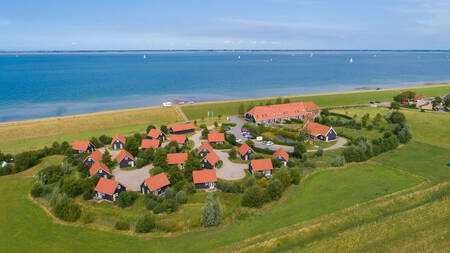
[1,0,449,50]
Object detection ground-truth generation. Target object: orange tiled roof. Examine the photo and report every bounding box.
[167,153,188,165]
[192,169,217,184]
[111,134,126,145]
[144,173,170,192]
[169,134,187,144]
[170,122,195,132]
[94,178,119,195]
[273,148,289,162]
[116,150,135,163]
[147,128,162,139]
[72,140,91,151]
[250,158,273,172]
[87,149,103,162]
[238,143,254,156]
[247,102,318,121]
[204,151,220,165]
[304,121,332,136]
[414,94,426,101]
[197,142,213,154]
[208,131,225,143]
[89,161,111,177]
[140,139,160,149]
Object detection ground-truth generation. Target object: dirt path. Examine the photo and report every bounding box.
[175,105,189,122]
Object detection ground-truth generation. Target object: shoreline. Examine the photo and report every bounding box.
[1,83,448,127]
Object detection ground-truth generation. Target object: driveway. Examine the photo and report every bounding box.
[112,164,153,191]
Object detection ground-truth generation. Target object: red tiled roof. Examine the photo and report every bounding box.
[414,94,426,101]
[140,139,160,149]
[147,128,162,139]
[197,142,213,154]
[304,121,332,136]
[238,142,254,156]
[116,150,135,163]
[89,161,111,177]
[204,151,220,165]
[111,134,126,145]
[305,114,316,121]
[72,140,91,151]
[169,134,187,144]
[247,102,318,121]
[273,148,289,162]
[250,158,273,172]
[167,153,188,165]
[170,122,195,133]
[192,169,217,184]
[87,149,103,162]
[144,173,170,192]
[94,178,119,195]
[208,131,225,143]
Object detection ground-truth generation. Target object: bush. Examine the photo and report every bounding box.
[61,177,84,198]
[164,187,176,199]
[247,176,256,187]
[82,189,95,200]
[115,219,130,230]
[266,179,283,200]
[293,143,306,159]
[115,191,139,208]
[242,186,266,208]
[81,212,95,224]
[343,146,360,162]
[315,148,323,157]
[387,111,406,125]
[289,167,301,184]
[217,160,223,168]
[150,166,164,176]
[331,156,346,167]
[153,202,167,214]
[162,198,178,213]
[145,198,159,210]
[52,196,81,222]
[175,190,187,204]
[201,193,223,227]
[30,182,45,197]
[135,214,156,233]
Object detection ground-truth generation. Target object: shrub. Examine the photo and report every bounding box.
[150,166,164,176]
[162,198,178,213]
[81,212,95,224]
[160,125,168,134]
[82,189,95,200]
[135,214,156,233]
[387,111,406,125]
[242,186,266,208]
[164,187,176,199]
[201,193,223,227]
[153,202,167,214]
[115,191,139,208]
[229,148,237,159]
[315,148,323,157]
[271,158,281,168]
[266,179,283,200]
[343,146,361,162]
[217,160,223,168]
[146,198,159,210]
[331,156,346,167]
[30,182,45,197]
[293,143,306,159]
[175,190,187,204]
[114,219,130,230]
[289,167,301,184]
[61,177,84,198]
[52,196,81,222]
[247,176,256,187]
[38,165,64,184]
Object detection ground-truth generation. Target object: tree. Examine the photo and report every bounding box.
[395,124,412,144]
[315,148,324,157]
[343,146,360,162]
[102,149,115,168]
[184,153,201,179]
[146,125,156,133]
[293,143,306,159]
[393,91,415,102]
[160,125,169,134]
[432,96,442,109]
[361,113,370,127]
[115,191,139,208]
[372,113,383,125]
[390,101,400,110]
[331,155,345,167]
[229,148,237,160]
[238,103,245,115]
[135,214,156,233]
[61,177,84,198]
[265,179,283,200]
[245,139,255,149]
[153,149,168,169]
[226,133,236,145]
[321,109,330,117]
[201,128,209,139]
[241,186,266,208]
[271,158,281,168]
[201,193,223,227]
[99,135,112,145]
[388,111,406,125]
[176,190,187,204]
[52,196,81,222]
[124,136,139,157]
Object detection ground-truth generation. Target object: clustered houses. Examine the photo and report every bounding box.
[147,128,166,141]
[170,122,195,134]
[111,134,126,150]
[273,148,289,166]
[84,149,103,167]
[304,121,337,142]
[411,94,434,110]
[249,158,274,177]
[208,131,225,144]
[197,142,213,157]
[89,161,112,178]
[192,169,217,189]
[238,142,255,160]
[169,134,188,146]
[140,139,160,150]
[201,151,220,169]
[72,140,95,154]
[167,153,188,168]
[94,177,126,201]
[116,150,135,168]
[141,173,171,196]
[245,101,319,125]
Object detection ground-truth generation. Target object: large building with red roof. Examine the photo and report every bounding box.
[304,121,337,142]
[192,169,217,189]
[111,134,126,150]
[94,178,126,201]
[140,139,160,150]
[167,153,188,168]
[245,102,319,124]
[170,122,195,134]
[72,140,95,154]
[208,131,225,144]
[249,158,274,177]
[140,173,171,195]
[147,128,166,141]
[168,134,188,145]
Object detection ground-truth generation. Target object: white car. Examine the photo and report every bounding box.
[236,138,244,143]
[265,141,274,146]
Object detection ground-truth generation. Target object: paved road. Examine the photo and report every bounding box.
[112,164,153,191]
[175,105,189,122]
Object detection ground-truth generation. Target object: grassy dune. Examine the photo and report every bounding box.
[0,107,183,153]
[181,85,450,120]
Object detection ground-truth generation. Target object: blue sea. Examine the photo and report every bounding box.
[1,50,450,122]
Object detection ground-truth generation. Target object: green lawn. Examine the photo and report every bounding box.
[181,85,450,120]
[0,162,421,252]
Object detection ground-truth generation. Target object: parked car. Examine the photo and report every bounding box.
[247,135,255,139]
[265,141,274,146]
[237,138,244,143]
[262,141,267,145]
[376,101,381,103]
[241,128,249,133]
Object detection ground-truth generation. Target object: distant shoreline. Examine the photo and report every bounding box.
[1,83,448,127]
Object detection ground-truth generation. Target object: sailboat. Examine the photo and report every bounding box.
[310,53,314,57]
[143,55,147,59]
[349,57,353,63]
[238,55,241,60]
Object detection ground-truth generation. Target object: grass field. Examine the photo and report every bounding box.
[0,107,183,153]
[181,85,450,120]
